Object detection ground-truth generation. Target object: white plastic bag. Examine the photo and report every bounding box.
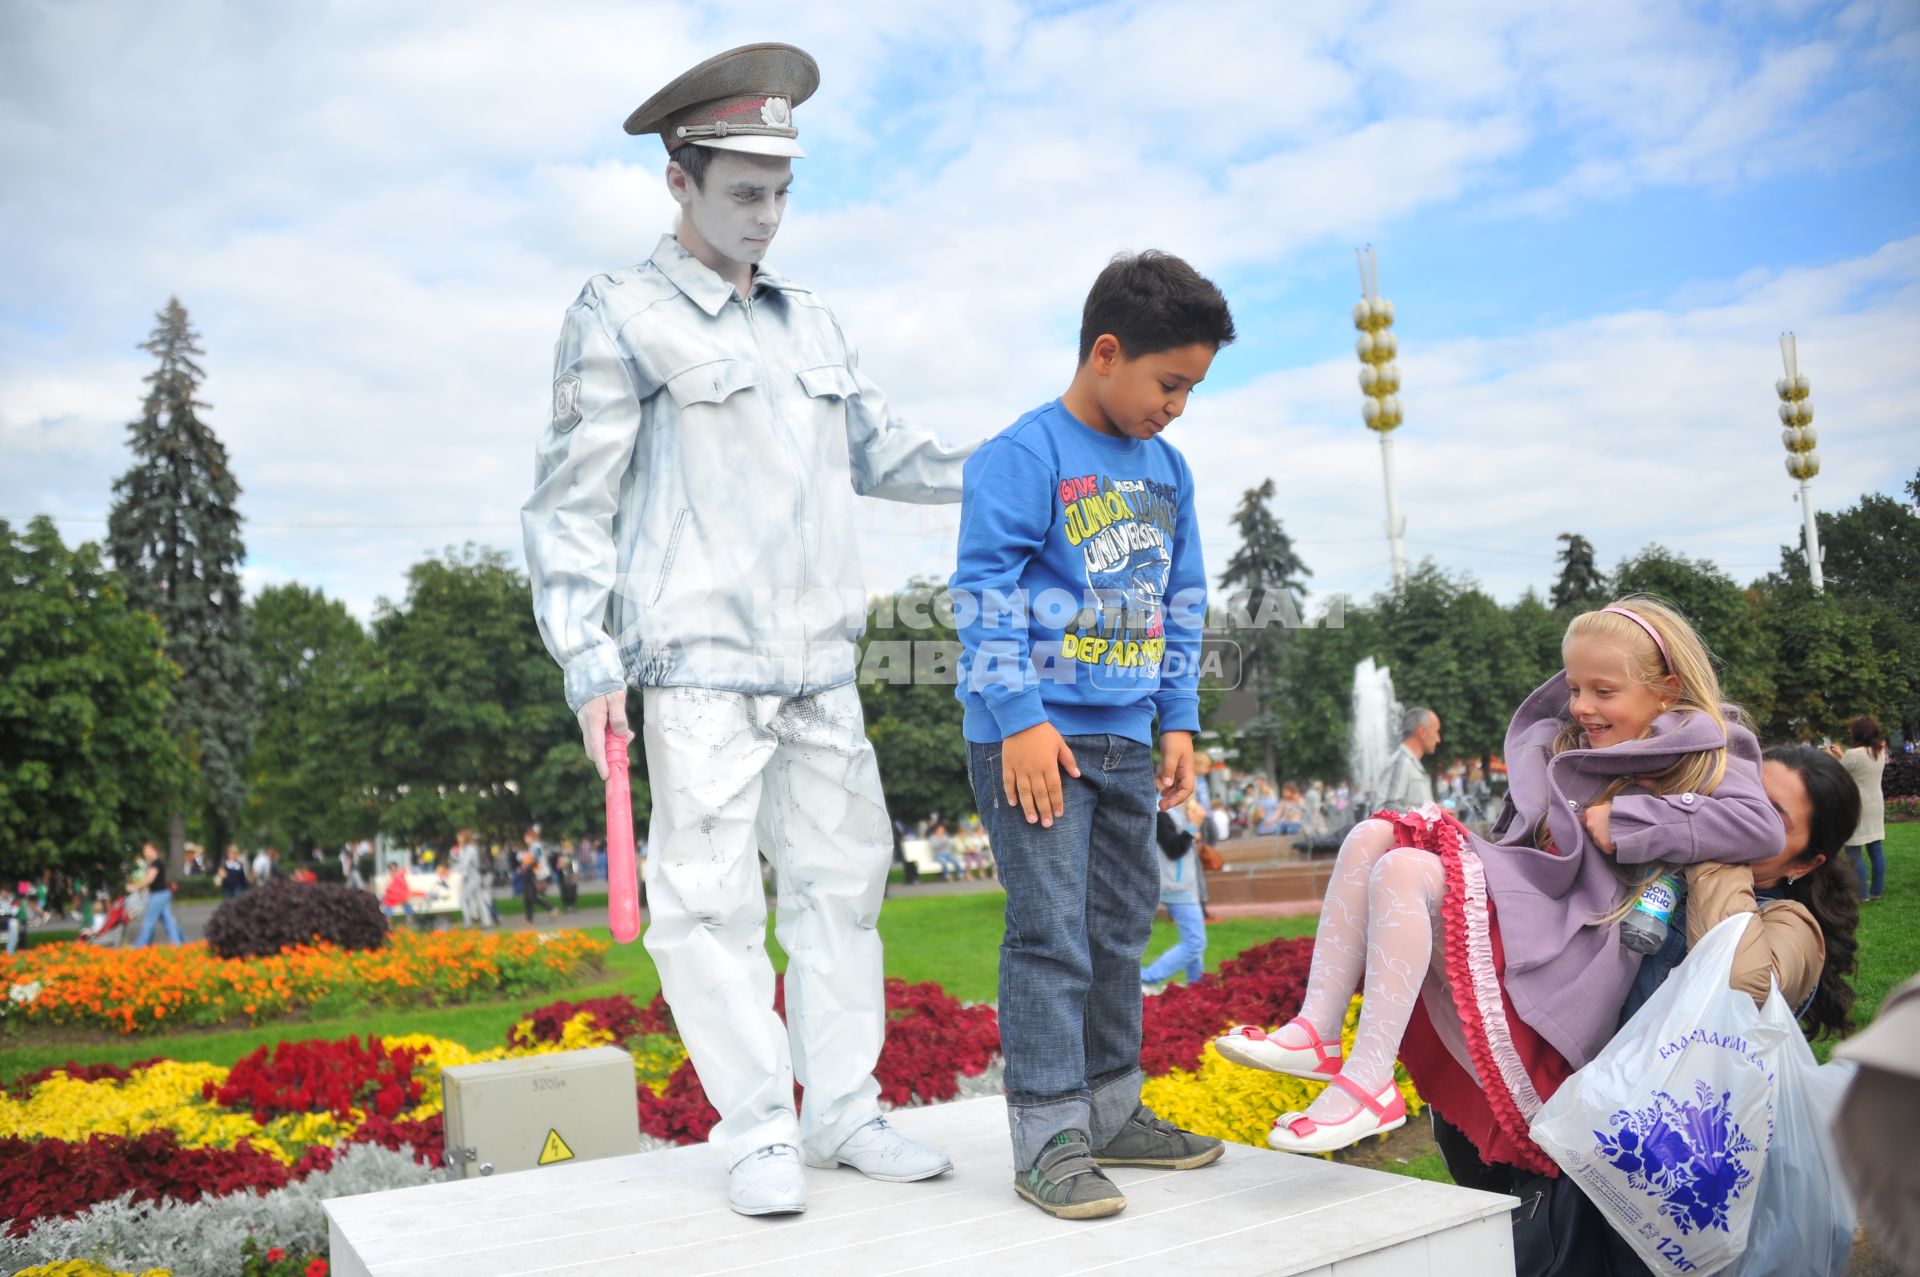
[1723,990,1856,1277]
[1531,915,1788,1277]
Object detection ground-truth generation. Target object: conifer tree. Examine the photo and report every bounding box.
[108,298,255,867]
[1551,532,1609,612]
[1219,478,1312,779]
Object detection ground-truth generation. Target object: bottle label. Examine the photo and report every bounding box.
[1633,878,1678,923]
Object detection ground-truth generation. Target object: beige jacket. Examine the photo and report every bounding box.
[1839,746,1887,845]
[1684,860,1824,1011]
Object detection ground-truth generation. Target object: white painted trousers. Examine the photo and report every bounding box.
[640,682,893,1169]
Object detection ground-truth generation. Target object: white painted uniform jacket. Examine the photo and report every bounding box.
[523,235,972,711]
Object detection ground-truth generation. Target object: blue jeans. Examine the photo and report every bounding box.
[134,888,184,947]
[1141,900,1207,983]
[1848,841,1885,899]
[969,735,1159,1171]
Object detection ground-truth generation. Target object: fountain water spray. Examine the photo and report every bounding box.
[1347,657,1401,815]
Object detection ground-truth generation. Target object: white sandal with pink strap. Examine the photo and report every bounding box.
[1213,1016,1343,1079]
[1266,1074,1407,1154]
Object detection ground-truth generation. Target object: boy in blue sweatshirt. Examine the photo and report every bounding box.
[952,251,1234,1219]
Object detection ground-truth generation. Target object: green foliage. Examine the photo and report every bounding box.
[1217,479,1311,777]
[1776,489,1920,737]
[1551,532,1609,612]
[1276,600,1377,781]
[242,584,378,855]
[1369,562,1544,769]
[361,545,632,846]
[1752,580,1902,742]
[857,582,974,826]
[1612,544,1775,721]
[106,299,256,856]
[0,517,189,888]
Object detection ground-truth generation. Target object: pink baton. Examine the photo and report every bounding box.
[605,727,642,944]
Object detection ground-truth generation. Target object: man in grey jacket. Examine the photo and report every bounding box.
[522,44,969,1217]
[1374,706,1440,812]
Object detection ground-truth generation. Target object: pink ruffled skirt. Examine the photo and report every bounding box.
[1374,807,1571,1177]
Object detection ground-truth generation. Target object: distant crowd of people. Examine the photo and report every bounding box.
[3,826,618,953]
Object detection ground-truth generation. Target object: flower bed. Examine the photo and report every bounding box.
[2,935,1422,1274]
[0,930,607,1035]
[0,978,999,1241]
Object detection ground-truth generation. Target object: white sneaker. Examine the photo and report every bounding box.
[805,1117,952,1183]
[728,1144,807,1216]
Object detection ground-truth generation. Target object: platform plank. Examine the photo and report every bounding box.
[326,1097,1516,1277]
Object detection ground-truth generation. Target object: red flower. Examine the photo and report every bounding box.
[267,1247,286,1262]
[306,1259,330,1277]
[1137,936,1314,1075]
[0,1132,293,1236]
[212,1037,424,1123]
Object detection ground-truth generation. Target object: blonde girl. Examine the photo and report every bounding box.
[1213,599,1784,1163]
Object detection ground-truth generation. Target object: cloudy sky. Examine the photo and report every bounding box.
[4,0,1917,623]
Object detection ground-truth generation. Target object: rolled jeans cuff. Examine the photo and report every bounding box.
[1007,1093,1091,1173]
[1089,1066,1143,1152]
[1006,1066,1144,1171]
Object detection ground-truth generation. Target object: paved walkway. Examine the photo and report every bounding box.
[29,874,1012,946]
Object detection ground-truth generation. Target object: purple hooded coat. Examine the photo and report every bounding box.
[1473,673,1785,1069]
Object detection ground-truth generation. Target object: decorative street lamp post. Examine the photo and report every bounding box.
[1355,246,1406,592]
[1777,333,1823,593]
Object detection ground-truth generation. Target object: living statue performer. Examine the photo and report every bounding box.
[521,43,970,1217]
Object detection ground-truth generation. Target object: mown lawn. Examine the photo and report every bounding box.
[1828,820,1919,1053]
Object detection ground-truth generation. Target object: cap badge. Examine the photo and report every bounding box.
[760,96,791,128]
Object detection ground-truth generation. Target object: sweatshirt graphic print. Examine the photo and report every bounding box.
[952,399,1205,746]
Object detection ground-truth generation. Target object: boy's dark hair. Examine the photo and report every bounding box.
[1078,250,1236,364]
[669,143,713,190]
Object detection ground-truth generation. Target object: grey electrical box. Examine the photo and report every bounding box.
[441,1046,642,1179]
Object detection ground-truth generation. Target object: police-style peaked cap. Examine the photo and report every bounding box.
[624,43,820,158]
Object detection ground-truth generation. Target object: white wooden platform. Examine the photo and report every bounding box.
[324,1097,1517,1277]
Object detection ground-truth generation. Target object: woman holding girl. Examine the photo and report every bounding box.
[1213,598,1784,1166]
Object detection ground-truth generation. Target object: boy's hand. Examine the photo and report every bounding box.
[1158,731,1195,811]
[1582,800,1614,854]
[1002,722,1081,827]
[577,690,634,781]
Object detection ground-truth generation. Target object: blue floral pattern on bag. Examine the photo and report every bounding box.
[1591,1079,1758,1235]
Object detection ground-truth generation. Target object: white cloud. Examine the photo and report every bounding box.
[1186,236,1920,605]
[0,0,1914,640]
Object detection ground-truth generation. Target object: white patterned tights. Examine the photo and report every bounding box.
[1276,819,1445,1124]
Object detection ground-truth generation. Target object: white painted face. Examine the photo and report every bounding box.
[670,149,792,272]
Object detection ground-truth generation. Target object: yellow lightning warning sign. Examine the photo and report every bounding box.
[538,1129,575,1165]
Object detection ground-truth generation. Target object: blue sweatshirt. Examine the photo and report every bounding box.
[952,399,1206,745]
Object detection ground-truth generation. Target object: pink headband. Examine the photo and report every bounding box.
[1602,606,1671,671]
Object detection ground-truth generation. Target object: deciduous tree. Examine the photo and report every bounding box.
[0,518,187,889]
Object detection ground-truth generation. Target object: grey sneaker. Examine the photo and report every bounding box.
[1015,1130,1127,1220]
[1093,1104,1225,1169]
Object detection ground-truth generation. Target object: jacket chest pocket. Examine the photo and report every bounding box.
[796,363,859,401]
[664,358,758,409]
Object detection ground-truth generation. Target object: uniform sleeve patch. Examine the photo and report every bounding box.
[552,374,582,431]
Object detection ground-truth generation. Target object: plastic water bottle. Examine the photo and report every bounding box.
[1620,870,1685,954]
